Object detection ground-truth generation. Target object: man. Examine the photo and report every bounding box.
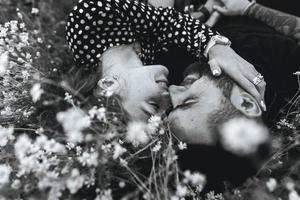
[166,15,300,192]
[167,63,268,192]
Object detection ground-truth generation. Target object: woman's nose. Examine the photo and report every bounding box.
[169,85,186,108]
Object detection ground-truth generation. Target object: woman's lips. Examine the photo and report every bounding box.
[157,80,169,92]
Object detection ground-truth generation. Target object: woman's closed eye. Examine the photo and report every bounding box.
[148,101,160,112]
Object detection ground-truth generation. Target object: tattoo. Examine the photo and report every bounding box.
[247,3,300,44]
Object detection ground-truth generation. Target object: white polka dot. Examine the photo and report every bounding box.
[97,2,102,7]
[84,45,89,50]
[83,3,89,8]
[79,9,83,13]
[80,19,85,24]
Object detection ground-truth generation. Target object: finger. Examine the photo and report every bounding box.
[213,5,228,15]
[235,57,266,97]
[232,73,265,109]
[208,59,222,76]
[243,71,267,105]
[254,78,267,110]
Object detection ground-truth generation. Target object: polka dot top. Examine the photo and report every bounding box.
[66,0,218,67]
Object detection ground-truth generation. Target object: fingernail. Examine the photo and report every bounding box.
[260,100,267,111]
[212,69,220,76]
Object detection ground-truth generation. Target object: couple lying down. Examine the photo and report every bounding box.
[66,0,300,191]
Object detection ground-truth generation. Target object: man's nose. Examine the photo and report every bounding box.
[169,85,186,108]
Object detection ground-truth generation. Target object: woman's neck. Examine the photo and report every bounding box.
[101,44,143,77]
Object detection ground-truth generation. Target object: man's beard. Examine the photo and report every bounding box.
[207,97,243,142]
[177,98,258,193]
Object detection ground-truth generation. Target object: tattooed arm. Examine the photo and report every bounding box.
[213,0,300,44]
[246,3,300,44]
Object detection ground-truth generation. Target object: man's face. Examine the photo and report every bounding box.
[168,72,226,145]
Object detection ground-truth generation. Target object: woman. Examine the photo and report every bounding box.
[66,0,266,121]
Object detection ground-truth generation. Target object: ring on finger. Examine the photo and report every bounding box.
[252,73,264,86]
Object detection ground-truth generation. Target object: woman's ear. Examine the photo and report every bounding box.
[230,85,262,118]
[94,76,123,98]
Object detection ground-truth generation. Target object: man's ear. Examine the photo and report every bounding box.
[230,85,262,118]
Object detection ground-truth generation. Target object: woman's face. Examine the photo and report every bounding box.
[120,65,170,121]
[100,44,170,121]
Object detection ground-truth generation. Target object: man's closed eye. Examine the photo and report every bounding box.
[174,98,198,110]
[181,77,198,87]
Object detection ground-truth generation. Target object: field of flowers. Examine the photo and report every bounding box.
[1,0,300,200]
